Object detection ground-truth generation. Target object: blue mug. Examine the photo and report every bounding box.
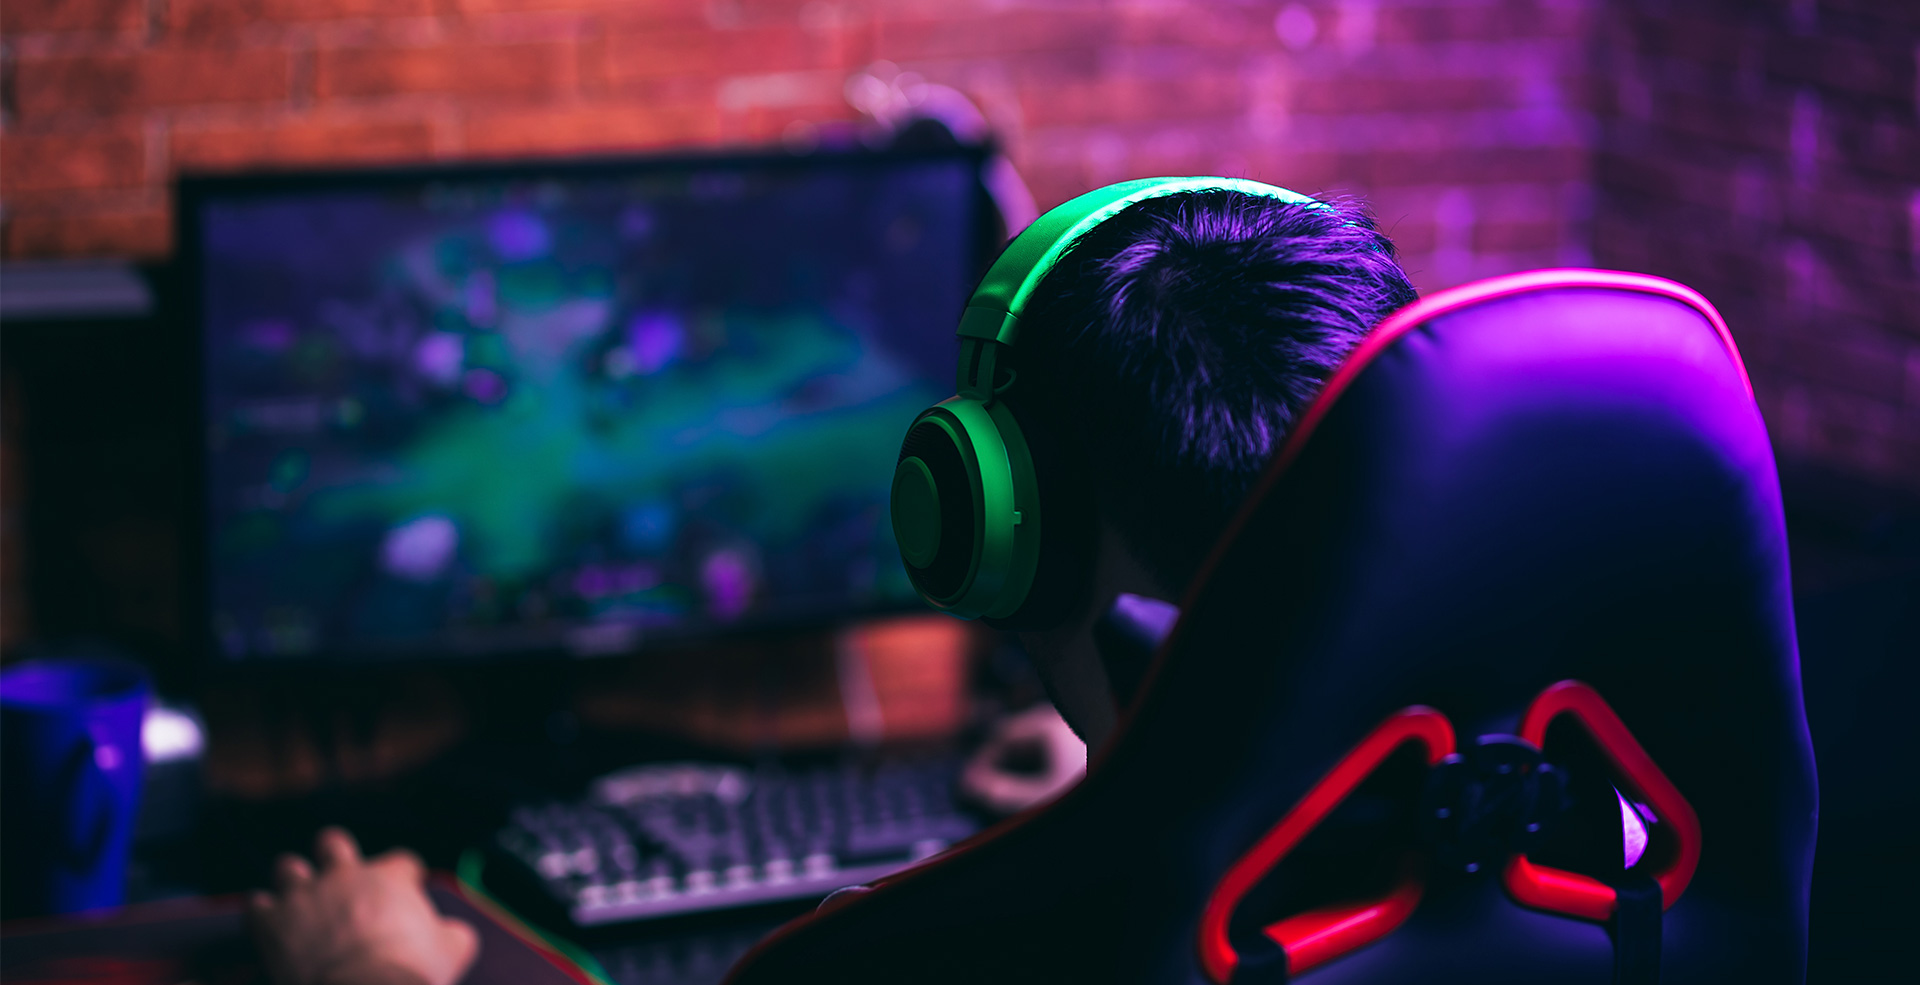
[0,657,151,916]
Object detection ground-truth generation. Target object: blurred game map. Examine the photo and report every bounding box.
[192,156,978,661]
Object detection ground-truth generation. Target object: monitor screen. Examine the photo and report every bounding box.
[186,151,982,662]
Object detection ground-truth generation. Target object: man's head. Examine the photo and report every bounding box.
[1008,189,1417,745]
[1018,190,1417,592]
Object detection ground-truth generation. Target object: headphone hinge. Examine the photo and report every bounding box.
[958,338,1002,405]
[957,304,1022,346]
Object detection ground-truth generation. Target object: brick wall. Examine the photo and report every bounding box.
[1591,0,1920,489]
[2,0,1914,487]
[0,0,1597,284]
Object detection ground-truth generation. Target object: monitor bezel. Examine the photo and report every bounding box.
[175,143,994,675]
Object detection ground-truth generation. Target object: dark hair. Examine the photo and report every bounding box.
[1015,190,1417,592]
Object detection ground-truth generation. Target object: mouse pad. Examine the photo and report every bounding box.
[0,877,595,985]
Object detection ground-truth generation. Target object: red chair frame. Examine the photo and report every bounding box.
[1197,681,1701,982]
[1503,680,1702,922]
[1195,707,1455,983]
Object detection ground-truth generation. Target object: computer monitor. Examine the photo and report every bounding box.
[179,148,987,663]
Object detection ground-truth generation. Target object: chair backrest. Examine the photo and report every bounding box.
[723,270,1818,985]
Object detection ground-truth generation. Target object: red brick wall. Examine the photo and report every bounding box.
[1,0,1596,283]
[3,0,1914,487]
[1591,0,1920,489]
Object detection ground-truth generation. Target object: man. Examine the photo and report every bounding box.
[250,186,1417,985]
[985,187,1415,751]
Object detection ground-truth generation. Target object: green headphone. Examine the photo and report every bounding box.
[889,176,1327,623]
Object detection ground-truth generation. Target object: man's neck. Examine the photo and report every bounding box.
[1019,524,1175,752]
[1022,618,1121,750]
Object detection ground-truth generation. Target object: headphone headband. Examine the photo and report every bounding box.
[955,177,1326,348]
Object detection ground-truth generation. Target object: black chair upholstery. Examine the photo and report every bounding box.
[723,269,1818,984]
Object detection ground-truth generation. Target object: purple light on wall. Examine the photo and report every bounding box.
[1908,190,1920,277]
[1790,90,1820,187]
[1274,4,1317,50]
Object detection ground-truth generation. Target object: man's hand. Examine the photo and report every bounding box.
[248,827,479,985]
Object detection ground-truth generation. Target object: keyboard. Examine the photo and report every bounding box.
[492,756,979,926]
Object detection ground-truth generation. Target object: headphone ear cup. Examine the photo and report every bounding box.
[893,394,1043,618]
[894,412,984,607]
[982,394,1096,632]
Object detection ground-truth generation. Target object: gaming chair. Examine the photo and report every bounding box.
[722,269,1819,984]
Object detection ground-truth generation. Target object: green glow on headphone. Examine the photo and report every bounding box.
[957,177,1327,348]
